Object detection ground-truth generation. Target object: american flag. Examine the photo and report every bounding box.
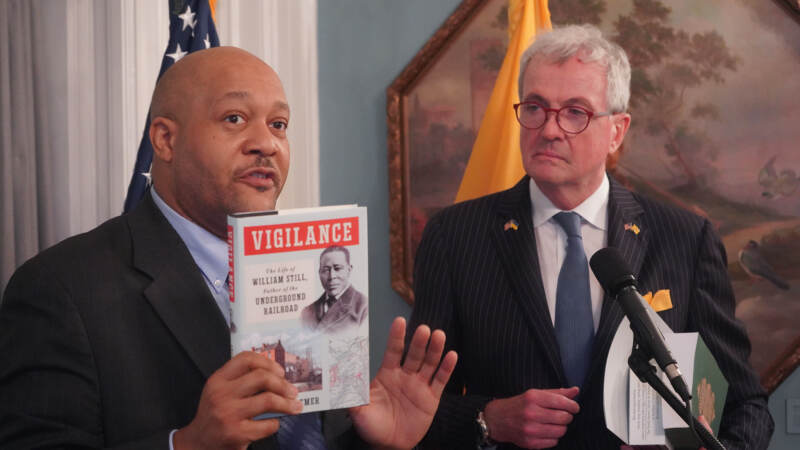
[123,0,220,213]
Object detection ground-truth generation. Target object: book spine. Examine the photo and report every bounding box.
[227,223,235,303]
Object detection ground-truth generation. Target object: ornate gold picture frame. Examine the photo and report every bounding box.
[387,0,800,392]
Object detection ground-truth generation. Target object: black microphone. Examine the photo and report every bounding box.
[589,247,691,403]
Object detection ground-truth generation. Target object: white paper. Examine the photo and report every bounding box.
[603,308,677,445]
[628,372,665,445]
[604,316,634,443]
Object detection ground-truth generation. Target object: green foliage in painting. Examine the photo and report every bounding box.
[552,0,739,189]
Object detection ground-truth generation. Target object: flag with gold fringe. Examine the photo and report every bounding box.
[454,0,551,203]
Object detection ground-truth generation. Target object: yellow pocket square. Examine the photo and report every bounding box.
[641,289,673,312]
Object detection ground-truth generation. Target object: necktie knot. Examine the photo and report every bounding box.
[553,211,582,238]
[322,295,337,316]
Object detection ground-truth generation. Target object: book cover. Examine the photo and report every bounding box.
[227,205,369,417]
[664,333,729,449]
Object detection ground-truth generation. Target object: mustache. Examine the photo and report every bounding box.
[254,155,276,169]
[235,156,283,193]
[237,156,279,177]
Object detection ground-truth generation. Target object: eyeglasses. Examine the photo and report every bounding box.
[513,101,613,134]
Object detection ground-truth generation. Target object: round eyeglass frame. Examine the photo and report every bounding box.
[513,101,614,134]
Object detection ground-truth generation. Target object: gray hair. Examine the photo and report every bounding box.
[517,24,631,113]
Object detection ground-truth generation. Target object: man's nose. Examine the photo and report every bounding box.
[243,121,280,156]
[539,111,564,139]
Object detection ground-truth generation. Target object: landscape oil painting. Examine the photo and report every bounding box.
[390,0,800,389]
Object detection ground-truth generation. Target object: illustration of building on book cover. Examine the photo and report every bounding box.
[227,206,369,416]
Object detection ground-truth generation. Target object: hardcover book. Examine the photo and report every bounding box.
[227,205,369,417]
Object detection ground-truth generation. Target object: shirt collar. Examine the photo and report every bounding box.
[529,174,609,230]
[333,283,351,300]
[151,188,230,290]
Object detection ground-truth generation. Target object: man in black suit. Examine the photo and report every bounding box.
[302,246,368,334]
[410,24,773,449]
[0,46,457,450]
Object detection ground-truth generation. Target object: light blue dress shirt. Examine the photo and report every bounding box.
[151,190,325,449]
[151,188,231,327]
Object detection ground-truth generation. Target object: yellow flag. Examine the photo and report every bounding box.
[454,0,551,203]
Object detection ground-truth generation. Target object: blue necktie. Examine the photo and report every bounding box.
[553,212,594,388]
[278,413,328,450]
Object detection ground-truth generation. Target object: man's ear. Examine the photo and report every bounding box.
[150,116,178,163]
[609,113,631,155]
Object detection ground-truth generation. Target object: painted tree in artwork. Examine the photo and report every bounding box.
[614,0,738,189]
[476,4,509,72]
[551,0,739,190]
[548,0,607,25]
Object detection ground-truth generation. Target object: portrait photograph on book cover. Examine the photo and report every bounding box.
[301,245,369,336]
[387,0,800,391]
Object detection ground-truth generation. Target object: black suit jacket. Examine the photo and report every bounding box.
[301,285,368,334]
[409,176,773,449]
[0,194,360,449]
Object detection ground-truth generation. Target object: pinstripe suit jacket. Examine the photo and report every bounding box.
[0,194,361,449]
[410,176,773,449]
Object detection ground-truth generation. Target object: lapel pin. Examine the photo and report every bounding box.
[504,219,519,231]
[624,222,640,235]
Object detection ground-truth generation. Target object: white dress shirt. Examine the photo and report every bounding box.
[529,175,609,332]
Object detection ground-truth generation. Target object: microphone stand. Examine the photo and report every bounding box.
[627,343,725,450]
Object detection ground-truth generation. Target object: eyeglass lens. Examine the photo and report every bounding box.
[516,103,591,134]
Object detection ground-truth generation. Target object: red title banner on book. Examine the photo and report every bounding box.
[244,217,360,255]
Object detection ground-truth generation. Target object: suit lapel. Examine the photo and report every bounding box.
[584,177,649,388]
[128,195,231,379]
[490,178,566,384]
[319,286,356,328]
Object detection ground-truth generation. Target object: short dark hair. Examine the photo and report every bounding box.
[320,245,350,264]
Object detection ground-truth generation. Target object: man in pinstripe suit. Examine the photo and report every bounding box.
[410,24,773,449]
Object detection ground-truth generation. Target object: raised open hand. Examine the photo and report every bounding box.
[349,317,457,450]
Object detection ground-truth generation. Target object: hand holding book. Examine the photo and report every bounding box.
[227,206,458,448]
[174,352,302,450]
